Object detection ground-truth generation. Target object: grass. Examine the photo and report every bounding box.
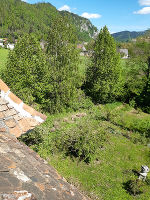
[99,103,150,139]
[20,104,150,200]
[78,56,91,81]
[48,134,149,200]
[0,48,9,77]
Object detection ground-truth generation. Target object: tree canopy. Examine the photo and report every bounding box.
[45,17,81,113]
[2,34,48,106]
[85,26,123,103]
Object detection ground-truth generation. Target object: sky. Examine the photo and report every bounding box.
[22,0,150,33]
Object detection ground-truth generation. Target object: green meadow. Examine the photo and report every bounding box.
[0,48,9,77]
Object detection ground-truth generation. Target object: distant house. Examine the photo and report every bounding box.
[131,38,137,43]
[0,38,15,50]
[0,38,4,48]
[7,43,15,50]
[77,43,89,56]
[118,48,128,59]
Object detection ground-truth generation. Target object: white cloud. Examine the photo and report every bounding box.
[139,0,150,6]
[58,5,71,12]
[81,12,102,19]
[134,6,150,14]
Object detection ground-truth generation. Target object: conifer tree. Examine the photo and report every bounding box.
[46,17,80,113]
[85,26,122,103]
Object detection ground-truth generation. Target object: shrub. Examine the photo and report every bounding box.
[54,119,106,163]
[19,126,47,152]
[123,179,143,196]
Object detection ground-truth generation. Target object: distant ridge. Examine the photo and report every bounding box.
[112,30,145,42]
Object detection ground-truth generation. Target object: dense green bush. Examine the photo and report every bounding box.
[123,179,143,196]
[19,126,47,152]
[54,119,106,163]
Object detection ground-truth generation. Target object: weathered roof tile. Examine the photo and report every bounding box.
[5,119,16,128]
[9,125,22,138]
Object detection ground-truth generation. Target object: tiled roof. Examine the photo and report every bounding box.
[0,79,46,137]
[0,79,89,200]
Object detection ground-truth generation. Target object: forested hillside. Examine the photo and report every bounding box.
[0,0,97,42]
[0,0,59,40]
[60,11,98,41]
[112,31,145,42]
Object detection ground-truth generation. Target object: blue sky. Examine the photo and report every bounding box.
[23,0,150,33]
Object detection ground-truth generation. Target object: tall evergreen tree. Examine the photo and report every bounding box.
[85,26,123,103]
[45,17,81,113]
[2,34,48,106]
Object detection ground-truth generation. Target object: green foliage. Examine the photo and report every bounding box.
[125,41,150,113]
[60,11,98,42]
[2,34,48,106]
[45,17,81,113]
[54,119,106,163]
[19,126,46,152]
[0,0,96,42]
[85,26,123,103]
[21,105,150,200]
[128,41,150,62]
[122,59,147,101]
[99,103,150,139]
[123,179,143,196]
[0,0,60,40]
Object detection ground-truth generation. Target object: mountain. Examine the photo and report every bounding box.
[0,0,97,42]
[0,0,60,40]
[112,31,145,42]
[60,11,98,42]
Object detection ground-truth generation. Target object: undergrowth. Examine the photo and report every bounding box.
[19,103,150,200]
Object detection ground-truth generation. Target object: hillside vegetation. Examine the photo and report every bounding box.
[60,11,98,42]
[112,31,145,42]
[20,103,150,200]
[0,0,97,42]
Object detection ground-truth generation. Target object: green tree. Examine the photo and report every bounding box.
[45,17,81,113]
[2,34,48,106]
[85,26,123,103]
[127,41,150,112]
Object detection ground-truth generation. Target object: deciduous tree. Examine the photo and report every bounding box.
[45,17,81,113]
[2,34,48,106]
